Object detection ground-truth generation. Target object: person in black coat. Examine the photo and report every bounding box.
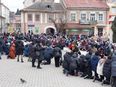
[44,46,53,64]
[63,52,72,76]
[31,42,36,67]
[15,40,24,62]
[35,42,45,69]
[84,51,93,79]
[103,55,112,84]
[90,52,99,81]
[53,46,62,67]
[111,51,116,86]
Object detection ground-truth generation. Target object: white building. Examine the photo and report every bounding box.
[0,2,10,33]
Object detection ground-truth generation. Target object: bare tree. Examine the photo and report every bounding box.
[49,18,67,35]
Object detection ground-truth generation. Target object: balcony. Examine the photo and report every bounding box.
[79,20,97,25]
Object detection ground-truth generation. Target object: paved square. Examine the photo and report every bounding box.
[0,55,110,87]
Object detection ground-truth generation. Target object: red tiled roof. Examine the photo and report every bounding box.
[65,23,95,29]
[64,0,109,9]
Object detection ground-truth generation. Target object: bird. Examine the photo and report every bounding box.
[20,78,27,84]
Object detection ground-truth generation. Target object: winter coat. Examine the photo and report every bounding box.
[111,52,116,76]
[91,55,99,71]
[0,41,3,53]
[24,45,29,57]
[97,58,106,75]
[15,40,24,55]
[35,44,45,61]
[103,58,111,78]
[9,44,16,59]
[53,47,62,58]
[29,43,36,58]
[63,52,72,70]
[62,47,71,60]
[69,54,78,70]
[44,47,53,60]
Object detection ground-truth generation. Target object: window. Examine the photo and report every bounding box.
[81,14,86,20]
[71,13,76,21]
[90,14,95,21]
[35,14,40,21]
[47,14,54,23]
[111,7,116,14]
[99,14,103,21]
[28,14,32,21]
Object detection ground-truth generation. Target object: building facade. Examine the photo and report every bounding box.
[0,2,10,33]
[107,0,116,42]
[21,0,109,37]
[9,9,21,33]
[21,0,65,35]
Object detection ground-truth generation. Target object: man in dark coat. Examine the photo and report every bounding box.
[44,46,53,64]
[53,46,62,67]
[35,42,45,69]
[91,52,99,80]
[111,51,116,86]
[63,52,72,76]
[0,41,3,59]
[84,51,93,79]
[31,42,36,67]
[15,40,24,62]
[103,55,111,84]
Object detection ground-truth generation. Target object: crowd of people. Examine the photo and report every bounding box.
[0,32,116,87]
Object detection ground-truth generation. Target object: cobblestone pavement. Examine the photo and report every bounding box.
[0,55,110,87]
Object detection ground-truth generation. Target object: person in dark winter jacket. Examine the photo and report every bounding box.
[15,40,24,62]
[103,55,112,84]
[91,52,99,81]
[63,52,72,76]
[84,51,93,79]
[0,41,3,59]
[35,42,45,69]
[111,51,116,86]
[30,42,36,67]
[53,47,62,67]
[24,45,29,57]
[78,55,88,77]
[44,46,53,64]
[69,52,78,76]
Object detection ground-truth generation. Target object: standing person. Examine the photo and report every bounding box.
[103,55,112,85]
[53,46,62,67]
[44,45,53,65]
[31,42,36,67]
[97,54,106,82]
[91,51,100,82]
[15,40,24,62]
[0,41,3,59]
[9,43,16,59]
[35,42,45,69]
[111,51,116,87]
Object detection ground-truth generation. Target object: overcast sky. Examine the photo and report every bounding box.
[1,0,24,12]
[1,0,59,12]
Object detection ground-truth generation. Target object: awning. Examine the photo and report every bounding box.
[109,16,115,21]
